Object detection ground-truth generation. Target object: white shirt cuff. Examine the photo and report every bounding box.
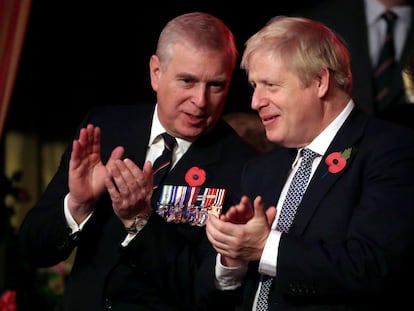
[64,193,92,234]
[215,253,248,290]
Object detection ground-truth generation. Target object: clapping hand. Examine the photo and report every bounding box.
[206,196,276,266]
[68,124,124,224]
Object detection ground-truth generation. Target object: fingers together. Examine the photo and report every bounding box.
[106,159,149,207]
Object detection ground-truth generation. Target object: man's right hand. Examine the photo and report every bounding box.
[68,124,124,224]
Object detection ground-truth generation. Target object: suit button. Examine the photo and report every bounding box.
[105,298,113,309]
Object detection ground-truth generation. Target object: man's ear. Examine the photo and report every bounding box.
[317,68,330,98]
[149,55,161,91]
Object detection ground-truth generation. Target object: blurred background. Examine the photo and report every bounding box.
[5,1,325,139]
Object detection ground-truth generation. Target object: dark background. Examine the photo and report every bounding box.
[5,1,324,141]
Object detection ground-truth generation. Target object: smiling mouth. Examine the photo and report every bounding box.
[262,115,278,123]
[185,111,204,120]
[184,112,206,126]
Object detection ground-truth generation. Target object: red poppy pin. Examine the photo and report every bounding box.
[0,290,17,311]
[185,166,206,187]
[325,147,352,174]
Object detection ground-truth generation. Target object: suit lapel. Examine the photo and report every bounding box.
[265,149,298,208]
[290,109,367,235]
[120,104,154,168]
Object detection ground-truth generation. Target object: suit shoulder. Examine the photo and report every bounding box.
[86,103,154,118]
[76,103,155,130]
[367,118,414,141]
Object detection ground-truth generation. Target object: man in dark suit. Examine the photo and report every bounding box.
[294,0,414,126]
[206,16,414,310]
[18,12,256,311]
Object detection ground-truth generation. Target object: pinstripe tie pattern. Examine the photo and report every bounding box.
[374,10,398,112]
[255,148,319,311]
[152,133,177,190]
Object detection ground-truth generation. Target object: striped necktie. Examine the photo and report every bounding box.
[374,10,398,112]
[152,132,177,190]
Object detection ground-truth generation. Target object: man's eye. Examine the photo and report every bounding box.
[179,78,195,87]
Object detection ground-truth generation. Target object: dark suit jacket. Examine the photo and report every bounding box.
[294,0,414,119]
[18,103,257,311]
[240,107,414,310]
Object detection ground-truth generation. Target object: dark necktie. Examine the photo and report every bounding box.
[374,10,398,112]
[255,148,319,311]
[152,132,177,190]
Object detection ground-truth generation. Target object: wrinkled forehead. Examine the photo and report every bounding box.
[166,43,233,79]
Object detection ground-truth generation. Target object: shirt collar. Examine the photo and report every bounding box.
[149,104,165,145]
[305,99,355,157]
[365,0,412,25]
[365,0,386,26]
[149,104,192,153]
